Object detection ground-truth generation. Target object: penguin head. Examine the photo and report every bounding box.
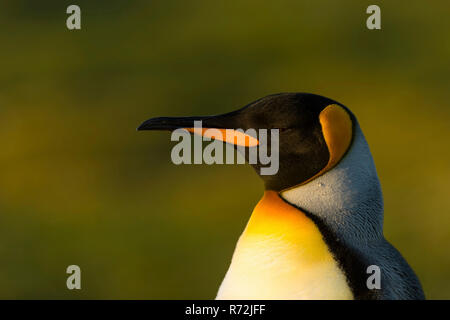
[138,93,354,191]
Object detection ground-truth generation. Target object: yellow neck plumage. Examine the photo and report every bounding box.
[216,191,353,300]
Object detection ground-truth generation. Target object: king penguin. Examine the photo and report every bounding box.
[138,93,425,300]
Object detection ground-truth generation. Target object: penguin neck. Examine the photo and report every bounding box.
[280,123,384,242]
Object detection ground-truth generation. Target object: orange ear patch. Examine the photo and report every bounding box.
[184,128,259,147]
[319,104,353,171]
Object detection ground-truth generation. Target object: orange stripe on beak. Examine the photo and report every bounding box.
[185,128,259,147]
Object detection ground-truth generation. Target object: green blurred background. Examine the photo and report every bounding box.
[0,0,449,299]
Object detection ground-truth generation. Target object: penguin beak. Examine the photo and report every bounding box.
[137,116,211,132]
[137,113,259,147]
